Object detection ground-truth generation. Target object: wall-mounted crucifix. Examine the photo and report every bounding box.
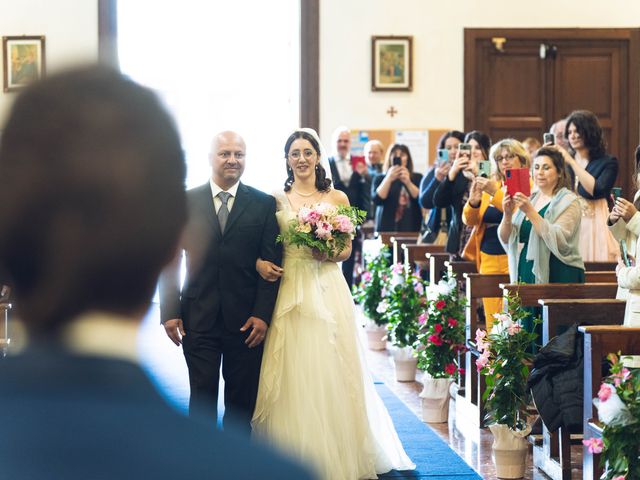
[386,106,398,117]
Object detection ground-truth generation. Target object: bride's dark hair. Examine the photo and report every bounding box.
[283,130,332,192]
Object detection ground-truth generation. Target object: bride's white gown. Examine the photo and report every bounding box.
[252,193,415,480]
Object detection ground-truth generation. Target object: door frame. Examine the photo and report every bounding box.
[464,28,640,196]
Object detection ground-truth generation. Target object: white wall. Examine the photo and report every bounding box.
[319,0,640,149]
[0,0,98,125]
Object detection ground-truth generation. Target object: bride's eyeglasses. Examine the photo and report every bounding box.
[289,149,316,160]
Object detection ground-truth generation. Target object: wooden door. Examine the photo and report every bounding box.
[465,28,640,196]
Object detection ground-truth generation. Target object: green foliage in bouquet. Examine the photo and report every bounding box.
[277,203,366,257]
[352,245,391,326]
[584,352,640,480]
[385,264,426,348]
[476,292,538,431]
[414,273,466,379]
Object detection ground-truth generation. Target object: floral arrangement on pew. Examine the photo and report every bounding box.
[583,352,640,480]
[352,245,392,350]
[475,292,538,478]
[352,245,391,326]
[384,262,427,381]
[413,273,467,422]
[277,202,366,257]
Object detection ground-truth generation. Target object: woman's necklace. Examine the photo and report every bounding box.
[292,186,318,197]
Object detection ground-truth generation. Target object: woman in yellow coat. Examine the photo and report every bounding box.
[462,139,530,325]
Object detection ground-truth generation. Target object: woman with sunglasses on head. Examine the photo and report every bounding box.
[463,139,530,324]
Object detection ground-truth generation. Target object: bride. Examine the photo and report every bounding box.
[252,129,415,479]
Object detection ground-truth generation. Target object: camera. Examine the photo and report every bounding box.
[392,156,402,166]
[543,133,555,145]
[436,149,449,165]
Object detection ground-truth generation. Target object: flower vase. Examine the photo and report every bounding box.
[489,423,531,479]
[365,322,387,351]
[392,347,417,382]
[419,373,452,423]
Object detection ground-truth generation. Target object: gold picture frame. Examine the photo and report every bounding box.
[3,35,46,92]
[371,36,412,92]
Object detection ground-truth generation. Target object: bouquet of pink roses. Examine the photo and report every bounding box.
[277,202,366,257]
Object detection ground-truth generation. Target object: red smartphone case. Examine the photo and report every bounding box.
[505,168,531,197]
[350,156,365,170]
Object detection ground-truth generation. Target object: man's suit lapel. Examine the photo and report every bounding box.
[223,182,250,235]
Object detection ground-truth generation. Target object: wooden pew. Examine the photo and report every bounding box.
[583,271,617,283]
[532,299,625,480]
[581,326,640,480]
[401,244,445,264]
[500,283,618,310]
[377,231,419,246]
[426,252,451,284]
[583,261,616,272]
[445,260,476,291]
[456,273,510,429]
[360,223,375,240]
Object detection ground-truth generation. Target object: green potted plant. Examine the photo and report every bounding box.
[352,245,391,350]
[584,352,640,480]
[476,292,538,479]
[385,262,426,382]
[414,273,466,422]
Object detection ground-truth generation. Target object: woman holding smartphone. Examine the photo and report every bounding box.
[463,139,529,324]
[372,143,422,232]
[419,130,465,244]
[498,147,584,332]
[432,130,491,257]
[552,110,618,262]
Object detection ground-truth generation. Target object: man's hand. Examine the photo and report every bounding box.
[164,318,185,346]
[256,258,283,282]
[240,316,268,348]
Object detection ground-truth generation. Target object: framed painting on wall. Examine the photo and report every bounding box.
[371,36,412,92]
[3,36,46,92]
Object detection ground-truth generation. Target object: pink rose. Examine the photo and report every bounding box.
[418,313,427,325]
[448,317,458,328]
[314,221,333,240]
[434,324,443,334]
[362,271,372,283]
[582,437,604,454]
[299,207,320,224]
[597,383,612,402]
[428,334,443,346]
[392,263,404,275]
[612,476,626,480]
[507,322,522,336]
[435,300,446,310]
[445,363,457,376]
[333,214,354,234]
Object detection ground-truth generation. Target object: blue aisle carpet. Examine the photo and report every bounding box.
[375,382,482,479]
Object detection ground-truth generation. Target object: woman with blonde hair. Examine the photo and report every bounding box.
[462,138,529,324]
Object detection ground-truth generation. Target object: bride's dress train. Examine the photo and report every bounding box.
[252,193,415,480]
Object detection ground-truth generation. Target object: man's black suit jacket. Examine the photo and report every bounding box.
[0,349,315,479]
[160,182,282,332]
[327,156,371,212]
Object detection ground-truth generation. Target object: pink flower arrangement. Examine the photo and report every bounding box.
[278,202,366,257]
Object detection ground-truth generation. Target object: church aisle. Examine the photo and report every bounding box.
[138,303,561,479]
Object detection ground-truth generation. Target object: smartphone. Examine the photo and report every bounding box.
[458,143,471,159]
[392,156,402,166]
[505,168,531,197]
[436,148,449,165]
[543,133,555,145]
[350,155,366,170]
[477,160,491,178]
[620,239,631,267]
[611,186,623,201]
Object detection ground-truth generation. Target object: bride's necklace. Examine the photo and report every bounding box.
[292,186,319,197]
